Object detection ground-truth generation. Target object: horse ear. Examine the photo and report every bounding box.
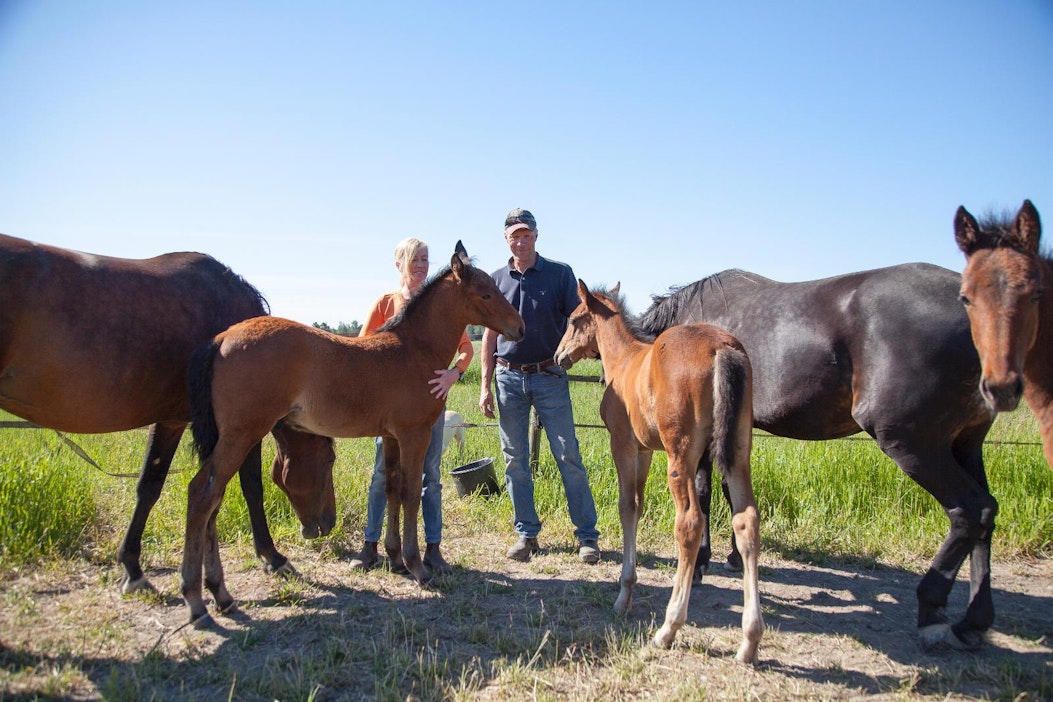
[954,206,983,255]
[576,278,589,303]
[1013,200,1042,254]
[451,240,470,276]
[611,282,621,295]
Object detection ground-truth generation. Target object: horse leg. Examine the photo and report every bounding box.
[614,445,651,615]
[721,476,744,572]
[654,455,702,649]
[723,464,764,664]
[380,438,407,572]
[181,436,255,626]
[242,441,290,575]
[119,422,184,595]
[397,435,430,584]
[951,425,998,644]
[202,504,235,615]
[693,450,713,581]
[881,440,996,650]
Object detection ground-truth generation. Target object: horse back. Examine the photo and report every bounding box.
[640,264,987,440]
[0,233,267,431]
[209,318,444,440]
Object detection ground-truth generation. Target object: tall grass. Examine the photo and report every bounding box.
[1,356,1051,575]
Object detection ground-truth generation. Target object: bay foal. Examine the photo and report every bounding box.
[956,200,1051,459]
[554,281,763,664]
[184,242,524,625]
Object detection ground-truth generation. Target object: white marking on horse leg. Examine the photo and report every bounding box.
[614,519,637,615]
[732,505,764,664]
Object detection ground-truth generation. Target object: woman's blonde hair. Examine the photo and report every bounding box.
[393,237,428,285]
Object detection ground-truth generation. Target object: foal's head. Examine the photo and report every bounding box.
[389,241,525,342]
[955,199,1044,412]
[555,280,621,370]
[449,241,525,341]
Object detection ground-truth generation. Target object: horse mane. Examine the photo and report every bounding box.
[378,265,454,332]
[223,265,270,316]
[637,270,747,336]
[976,209,1053,263]
[588,284,658,343]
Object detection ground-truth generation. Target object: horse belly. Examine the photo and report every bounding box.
[0,354,183,432]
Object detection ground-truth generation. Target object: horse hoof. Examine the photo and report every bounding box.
[121,575,155,596]
[724,553,743,573]
[652,627,675,649]
[918,623,951,651]
[735,641,760,665]
[191,612,215,629]
[948,626,986,651]
[267,560,297,578]
[216,599,238,616]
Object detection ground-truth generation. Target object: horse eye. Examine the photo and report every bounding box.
[958,294,971,307]
[481,293,491,300]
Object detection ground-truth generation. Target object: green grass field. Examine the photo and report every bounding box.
[2,357,1050,574]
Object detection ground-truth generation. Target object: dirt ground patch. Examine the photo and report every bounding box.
[1,538,1050,700]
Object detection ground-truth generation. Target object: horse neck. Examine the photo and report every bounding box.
[594,312,646,382]
[391,278,466,364]
[1024,256,1053,396]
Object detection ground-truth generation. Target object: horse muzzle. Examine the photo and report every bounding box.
[300,511,336,539]
[979,375,1024,413]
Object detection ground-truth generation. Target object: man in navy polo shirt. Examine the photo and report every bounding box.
[479,208,600,564]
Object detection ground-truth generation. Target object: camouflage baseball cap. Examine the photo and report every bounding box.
[504,208,537,235]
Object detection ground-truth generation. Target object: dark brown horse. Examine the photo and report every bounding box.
[554,282,763,663]
[0,233,334,593]
[183,242,525,625]
[638,263,995,650]
[955,200,1051,461]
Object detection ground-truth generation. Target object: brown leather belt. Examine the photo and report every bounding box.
[496,358,558,373]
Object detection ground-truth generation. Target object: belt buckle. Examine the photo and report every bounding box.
[524,362,540,373]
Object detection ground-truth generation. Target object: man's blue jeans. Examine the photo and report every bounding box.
[495,365,599,542]
[363,411,445,544]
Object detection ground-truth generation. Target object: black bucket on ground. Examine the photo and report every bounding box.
[450,457,501,498]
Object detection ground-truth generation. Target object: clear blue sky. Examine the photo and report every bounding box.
[2,1,1050,326]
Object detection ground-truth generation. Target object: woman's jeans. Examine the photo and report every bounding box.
[495,364,599,542]
[363,411,445,544]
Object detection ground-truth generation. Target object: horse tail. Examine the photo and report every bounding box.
[188,339,221,462]
[711,347,752,476]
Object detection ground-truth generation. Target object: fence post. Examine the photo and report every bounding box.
[529,408,542,474]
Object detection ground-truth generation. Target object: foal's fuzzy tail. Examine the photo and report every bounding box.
[188,339,222,462]
[711,347,752,475]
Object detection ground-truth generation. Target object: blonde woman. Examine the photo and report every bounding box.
[349,237,473,575]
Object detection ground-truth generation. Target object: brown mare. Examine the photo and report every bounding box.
[554,281,763,664]
[183,242,524,625]
[0,233,334,593]
[956,200,1052,460]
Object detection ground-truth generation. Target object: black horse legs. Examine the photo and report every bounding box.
[693,452,743,580]
[118,423,286,593]
[118,422,185,593]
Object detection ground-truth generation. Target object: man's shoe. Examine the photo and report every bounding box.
[579,540,600,564]
[506,536,540,562]
[349,541,379,570]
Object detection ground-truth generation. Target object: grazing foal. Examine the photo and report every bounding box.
[554,281,763,664]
